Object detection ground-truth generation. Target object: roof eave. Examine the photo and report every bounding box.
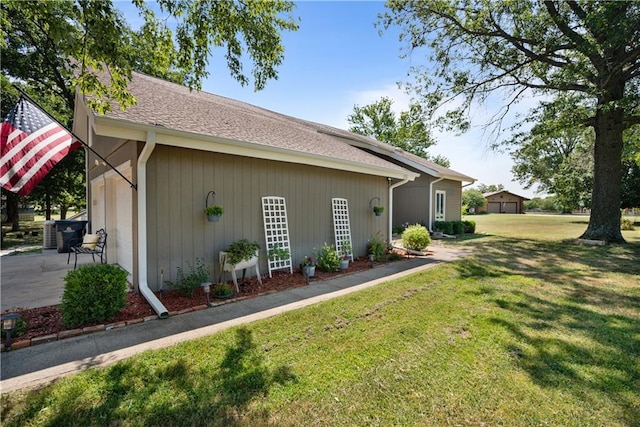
[345,138,476,183]
[92,116,418,181]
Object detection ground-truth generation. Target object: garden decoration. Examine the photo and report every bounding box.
[204,190,223,222]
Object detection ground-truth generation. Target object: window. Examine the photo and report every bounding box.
[435,190,446,221]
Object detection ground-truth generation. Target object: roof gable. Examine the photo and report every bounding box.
[483,190,530,200]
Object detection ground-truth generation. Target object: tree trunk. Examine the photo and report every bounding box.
[6,191,20,231]
[579,102,625,243]
[45,193,52,220]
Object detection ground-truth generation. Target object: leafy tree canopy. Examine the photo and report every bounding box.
[505,94,594,212]
[1,0,298,222]
[381,0,640,243]
[1,0,299,114]
[347,97,450,167]
[476,183,505,194]
[462,188,486,210]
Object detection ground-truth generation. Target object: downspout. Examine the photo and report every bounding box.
[388,176,410,242]
[137,131,169,318]
[429,177,444,232]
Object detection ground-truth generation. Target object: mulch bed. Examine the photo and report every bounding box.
[2,256,393,347]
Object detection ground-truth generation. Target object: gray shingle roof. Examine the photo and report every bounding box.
[100,72,472,181]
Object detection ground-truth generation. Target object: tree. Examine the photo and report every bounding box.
[1,0,298,114]
[382,1,640,243]
[462,188,486,211]
[2,0,297,217]
[476,183,505,194]
[348,97,450,166]
[507,94,594,212]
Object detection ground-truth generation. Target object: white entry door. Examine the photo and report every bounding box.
[114,178,133,275]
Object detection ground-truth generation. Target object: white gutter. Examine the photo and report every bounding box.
[137,131,169,318]
[388,176,411,240]
[428,177,444,232]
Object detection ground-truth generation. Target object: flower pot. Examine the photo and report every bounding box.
[302,265,315,278]
[374,211,382,217]
[207,214,220,222]
[340,260,349,270]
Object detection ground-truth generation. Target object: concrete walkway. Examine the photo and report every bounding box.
[0,245,471,393]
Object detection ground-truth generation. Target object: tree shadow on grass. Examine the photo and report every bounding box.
[459,239,640,425]
[5,327,297,427]
[489,294,639,425]
[457,238,640,294]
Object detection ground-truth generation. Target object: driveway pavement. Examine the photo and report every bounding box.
[0,243,472,393]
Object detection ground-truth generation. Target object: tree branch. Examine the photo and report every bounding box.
[544,1,605,72]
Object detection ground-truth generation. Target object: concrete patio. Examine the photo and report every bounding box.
[1,247,101,312]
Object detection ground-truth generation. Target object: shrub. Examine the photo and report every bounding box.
[452,221,465,235]
[61,264,128,328]
[366,233,386,261]
[402,224,431,251]
[316,243,340,272]
[621,217,635,230]
[463,220,476,234]
[433,221,453,234]
[166,258,210,297]
[212,282,233,297]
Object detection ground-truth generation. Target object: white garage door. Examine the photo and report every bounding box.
[488,202,501,213]
[503,202,518,214]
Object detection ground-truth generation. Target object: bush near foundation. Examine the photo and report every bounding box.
[463,220,476,234]
[61,264,128,328]
[434,221,475,235]
[402,224,431,251]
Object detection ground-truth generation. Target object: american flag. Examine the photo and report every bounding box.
[1,97,78,196]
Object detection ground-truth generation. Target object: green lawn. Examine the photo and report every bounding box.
[2,214,639,426]
[465,212,640,243]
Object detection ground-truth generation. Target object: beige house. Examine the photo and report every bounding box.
[73,71,473,317]
[350,143,476,229]
[478,190,529,214]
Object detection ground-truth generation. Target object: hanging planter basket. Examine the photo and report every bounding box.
[205,191,223,222]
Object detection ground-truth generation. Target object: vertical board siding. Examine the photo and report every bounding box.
[393,175,431,227]
[433,179,463,223]
[146,146,389,289]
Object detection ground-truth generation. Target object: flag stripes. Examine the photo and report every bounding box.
[1,98,76,196]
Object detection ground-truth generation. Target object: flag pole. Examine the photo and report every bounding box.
[12,86,137,190]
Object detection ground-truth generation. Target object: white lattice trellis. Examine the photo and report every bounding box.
[332,198,353,258]
[262,196,293,277]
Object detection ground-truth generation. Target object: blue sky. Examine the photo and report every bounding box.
[125,1,542,198]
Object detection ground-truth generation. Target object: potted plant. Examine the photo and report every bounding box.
[225,239,260,265]
[339,253,350,270]
[219,238,262,293]
[373,206,384,216]
[299,255,316,277]
[340,240,352,261]
[212,282,234,299]
[205,205,224,222]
